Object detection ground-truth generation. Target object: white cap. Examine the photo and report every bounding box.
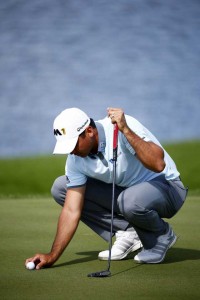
[53,108,90,154]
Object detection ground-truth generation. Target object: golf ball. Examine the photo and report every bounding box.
[26,261,35,270]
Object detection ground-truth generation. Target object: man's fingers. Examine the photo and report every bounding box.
[107,107,126,130]
[25,257,35,265]
[25,253,54,270]
[35,261,44,270]
[25,254,43,268]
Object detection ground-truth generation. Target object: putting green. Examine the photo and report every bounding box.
[0,195,199,300]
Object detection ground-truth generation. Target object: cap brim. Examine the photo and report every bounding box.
[53,136,78,154]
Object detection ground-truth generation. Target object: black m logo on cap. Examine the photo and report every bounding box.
[54,129,62,136]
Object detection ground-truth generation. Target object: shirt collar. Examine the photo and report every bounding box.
[95,121,106,153]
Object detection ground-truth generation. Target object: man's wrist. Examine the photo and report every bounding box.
[122,125,131,136]
[49,249,61,263]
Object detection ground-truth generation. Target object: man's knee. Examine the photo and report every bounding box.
[117,187,153,224]
[51,175,66,206]
[118,191,141,220]
[117,189,164,232]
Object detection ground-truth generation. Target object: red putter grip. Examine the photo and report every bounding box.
[113,124,118,161]
[113,123,119,149]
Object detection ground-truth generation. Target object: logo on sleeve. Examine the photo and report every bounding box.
[66,175,70,184]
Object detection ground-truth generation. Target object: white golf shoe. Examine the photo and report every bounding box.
[134,225,177,264]
[98,230,142,261]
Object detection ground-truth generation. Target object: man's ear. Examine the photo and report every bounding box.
[86,126,95,137]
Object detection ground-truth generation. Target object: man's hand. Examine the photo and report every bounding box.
[25,253,56,270]
[107,107,128,132]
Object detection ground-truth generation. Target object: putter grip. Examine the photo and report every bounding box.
[113,124,118,161]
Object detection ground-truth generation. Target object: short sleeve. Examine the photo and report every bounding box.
[65,155,87,188]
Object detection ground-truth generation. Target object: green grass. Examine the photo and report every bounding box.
[0,140,199,299]
[164,140,200,193]
[0,140,200,197]
[0,155,66,197]
[0,195,199,300]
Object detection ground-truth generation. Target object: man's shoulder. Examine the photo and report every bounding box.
[125,114,141,124]
[95,116,110,126]
[95,117,113,134]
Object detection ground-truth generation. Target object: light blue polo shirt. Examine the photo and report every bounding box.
[65,115,180,188]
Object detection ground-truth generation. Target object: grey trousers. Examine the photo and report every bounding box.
[51,175,188,249]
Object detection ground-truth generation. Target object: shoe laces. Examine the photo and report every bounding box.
[115,230,137,243]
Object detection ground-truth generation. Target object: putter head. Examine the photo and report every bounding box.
[87,270,111,278]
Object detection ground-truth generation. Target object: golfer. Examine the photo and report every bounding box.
[26,107,188,269]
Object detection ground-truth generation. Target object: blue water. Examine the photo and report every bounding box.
[0,0,200,157]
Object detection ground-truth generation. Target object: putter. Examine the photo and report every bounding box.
[88,123,119,278]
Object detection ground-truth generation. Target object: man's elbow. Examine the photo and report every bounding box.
[156,160,166,173]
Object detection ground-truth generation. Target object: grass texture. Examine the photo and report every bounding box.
[0,140,199,299]
[0,195,199,300]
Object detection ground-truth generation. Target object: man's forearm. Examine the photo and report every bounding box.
[50,209,80,262]
[122,126,165,173]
